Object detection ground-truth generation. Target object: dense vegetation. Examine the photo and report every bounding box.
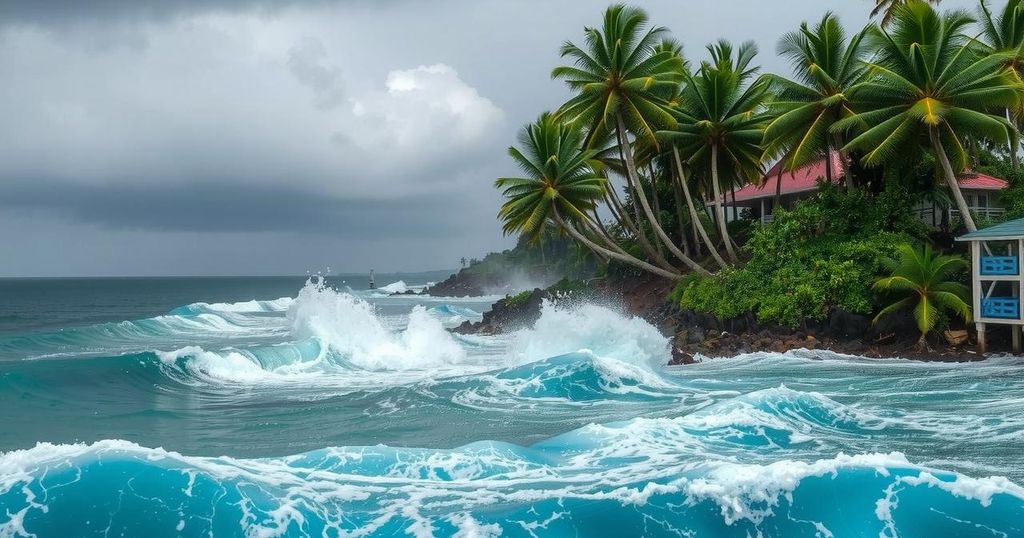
[675,184,926,326]
[491,0,1024,340]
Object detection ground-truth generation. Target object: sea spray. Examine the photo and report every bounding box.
[288,278,465,369]
[511,300,669,367]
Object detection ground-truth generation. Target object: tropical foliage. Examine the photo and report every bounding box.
[492,0,1024,338]
[873,244,972,347]
[676,184,924,326]
[871,0,942,26]
[838,1,1021,232]
[763,13,866,188]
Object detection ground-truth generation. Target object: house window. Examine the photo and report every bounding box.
[977,193,989,208]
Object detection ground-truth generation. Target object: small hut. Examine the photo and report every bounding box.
[956,218,1024,353]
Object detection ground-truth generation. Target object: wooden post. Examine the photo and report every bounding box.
[1014,326,1021,353]
[973,241,983,353]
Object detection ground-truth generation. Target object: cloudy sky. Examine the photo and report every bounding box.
[0,0,976,276]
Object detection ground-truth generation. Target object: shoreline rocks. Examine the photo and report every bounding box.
[445,272,1005,363]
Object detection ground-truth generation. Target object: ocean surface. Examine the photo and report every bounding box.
[0,275,1022,537]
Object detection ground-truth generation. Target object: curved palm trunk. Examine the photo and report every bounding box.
[930,126,977,233]
[647,163,666,258]
[1007,109,1021,172]
[603,191,677,272]
[669,168,691,257]
[673,147,727,269]
[583,211,664,264]
[553,211,683,280]
[711,142,739,261]
[614,113,710,275]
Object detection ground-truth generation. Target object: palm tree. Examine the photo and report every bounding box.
[978,0,1024,169]
[495,113,689,280]
[552,4,710,275]
[660,40,769,262]
[871,0,941,26]
[763,13,868,190]
[873,243,971,348]
[837,0,1021,232]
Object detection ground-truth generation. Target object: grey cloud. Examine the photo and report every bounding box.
[0,0,331,27]
[289,38,346,110]
[0,0,980,276]
[0,177,491,237]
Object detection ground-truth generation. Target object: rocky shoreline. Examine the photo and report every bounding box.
[450,274,1004,364]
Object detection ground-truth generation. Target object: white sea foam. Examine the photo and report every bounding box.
[511,301,669,368]
[186,297,294,313]
[378,280,408,294]
[288,279,465,370]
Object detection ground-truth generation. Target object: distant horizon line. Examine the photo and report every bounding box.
[0,270,456,280]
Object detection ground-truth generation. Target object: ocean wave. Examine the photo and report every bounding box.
[377,280,409,294]
[427,304,483,328]
[168,297,293,316]
[287,280,467,370]
[1,435,1020,537]
[510,301,669,367]
[0,310,284,360]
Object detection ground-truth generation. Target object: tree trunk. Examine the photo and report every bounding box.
[833,135,854,190]
[774,162,783,212]
[674,147,727,269]
[585,205,677,272]
[824,152,833,185]
[669,168,691,257]
[711,142,739,261]
[730,187,738,221]
[1008,109,1021,172]
[614,112,710,274]
[604,189,675,272]
[553,211,684,280]
[930,126,977,232]
[647,163,665,258]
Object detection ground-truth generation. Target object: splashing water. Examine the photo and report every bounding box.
[0,278,1021,537]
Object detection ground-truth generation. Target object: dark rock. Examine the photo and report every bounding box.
[828,309,870,339]
[685,326,706,344]
[867,309,917,344]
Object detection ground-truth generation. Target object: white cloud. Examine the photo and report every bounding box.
[345,63,504,158]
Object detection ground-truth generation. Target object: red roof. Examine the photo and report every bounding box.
[730,152,845,203]
[723,154,1008,204]
[958,173,1008,190]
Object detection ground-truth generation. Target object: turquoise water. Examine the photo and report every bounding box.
[1,277,1023,536]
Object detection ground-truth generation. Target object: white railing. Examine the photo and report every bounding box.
[950,207,1006,220]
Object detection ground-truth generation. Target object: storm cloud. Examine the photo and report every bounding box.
[0,0,977,276]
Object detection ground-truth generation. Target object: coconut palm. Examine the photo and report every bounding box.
[978,0,1024,168]
[837,0,1021,232]
[871,0,942,26]
[495,113,689,280]
[660,40,769,262]
[552,4,710,275]
[873,243,971,348]
[763,13,868,189]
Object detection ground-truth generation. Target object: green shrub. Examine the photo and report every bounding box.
[503,291,532,309]
[677,183,919,327]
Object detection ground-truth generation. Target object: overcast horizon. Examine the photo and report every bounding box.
[0,0,976,277]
